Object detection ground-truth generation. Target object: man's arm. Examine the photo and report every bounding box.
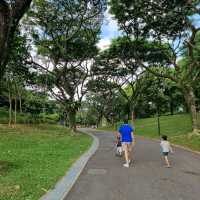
[131,131,135,145]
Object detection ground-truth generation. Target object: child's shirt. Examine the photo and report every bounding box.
[117,140,122,147]
[160,140,172,153]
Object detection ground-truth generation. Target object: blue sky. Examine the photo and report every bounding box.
[97,9,121,49]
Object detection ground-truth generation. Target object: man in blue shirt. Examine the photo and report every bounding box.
[117,119,135,168]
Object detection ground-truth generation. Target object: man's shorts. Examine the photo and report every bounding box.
[122,142,133,151]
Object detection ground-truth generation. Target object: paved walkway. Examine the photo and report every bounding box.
[65,129,200,200]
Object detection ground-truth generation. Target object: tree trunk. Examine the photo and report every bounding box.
[0,0,32,80]
[131,110,136,126]
[68,109,77,132]
[130,103,136,126]
[97,113,102,128]
[17,88,22,113]
[125,102,131,121]
[169,97,174,115]
[0,1,10,80]
[182,86,199,133]
[19,96,22,113]
[8,91,12,127]
[14,96,17,125]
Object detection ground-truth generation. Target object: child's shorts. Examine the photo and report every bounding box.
[162,152,169,156]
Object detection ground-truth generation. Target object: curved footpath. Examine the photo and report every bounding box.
[65,129,200,200]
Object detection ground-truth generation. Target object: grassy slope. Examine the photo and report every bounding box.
[99,114,200,151]
[0,124,92,200]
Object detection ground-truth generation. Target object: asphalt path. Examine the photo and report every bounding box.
[65,129,200,200]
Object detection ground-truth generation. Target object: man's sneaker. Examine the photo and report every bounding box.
[128,160,131,164]
[123,163,129,168]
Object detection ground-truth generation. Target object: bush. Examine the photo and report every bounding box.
[0,108,59,124]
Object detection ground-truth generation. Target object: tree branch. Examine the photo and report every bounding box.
[138,60,178,82]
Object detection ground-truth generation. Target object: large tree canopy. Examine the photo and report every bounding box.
[109,0,199,38]
[109,0,200,132]
[28,0,106,131]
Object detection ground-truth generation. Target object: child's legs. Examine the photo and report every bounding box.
[164,156,170,166]
[118,146,122,154]
[117,146,122,155]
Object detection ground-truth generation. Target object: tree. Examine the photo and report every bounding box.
[92,37,148,124]
[0,0,32,80]
[86,77,124,126]
[109,1,200,133]
[133,72,185,117]
[28,0,106,131]
[1,29,31,126]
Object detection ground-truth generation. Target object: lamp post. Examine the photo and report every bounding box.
[149,101,161,136]
[156,77,166,137]
[156,103,161,136]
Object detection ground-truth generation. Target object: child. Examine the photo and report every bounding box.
[116,135,123,156]
[160,135,173,167]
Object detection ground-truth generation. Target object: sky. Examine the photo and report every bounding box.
[97,8,200,51]
[97,9,121,50]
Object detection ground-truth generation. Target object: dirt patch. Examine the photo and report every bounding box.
[0,184,20,197]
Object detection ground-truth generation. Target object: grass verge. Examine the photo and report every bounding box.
[0,124,92,200]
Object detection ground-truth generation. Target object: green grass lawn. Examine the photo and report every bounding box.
[134,114,193,138]
[0,124,92,200]
[99,113,200,151]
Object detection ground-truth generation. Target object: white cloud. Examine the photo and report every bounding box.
[97,38,111,50]
[102,8,119,37]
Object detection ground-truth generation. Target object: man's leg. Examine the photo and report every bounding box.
[123,143,129,167]
[124,145,129,163]
[128,143,133,163]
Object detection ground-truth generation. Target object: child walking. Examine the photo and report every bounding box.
[160,135,173,167]
[115,135,122,156]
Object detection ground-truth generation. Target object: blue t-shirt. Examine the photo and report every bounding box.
[118,124,134,142]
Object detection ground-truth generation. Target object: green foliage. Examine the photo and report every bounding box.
[133,72,186,117]
[28,0,106,62]
[90,36,180,121]
[0,124,92,200]
[7,30,30,76]
[84,88,127,125]
[109,0,198,38]
[101,37,171,68]
[23,91,49,115]
[0,107,59,124]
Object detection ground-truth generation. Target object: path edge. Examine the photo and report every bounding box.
[40,129,99,200]
[98,129,200,155]
[137,135,200,155]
